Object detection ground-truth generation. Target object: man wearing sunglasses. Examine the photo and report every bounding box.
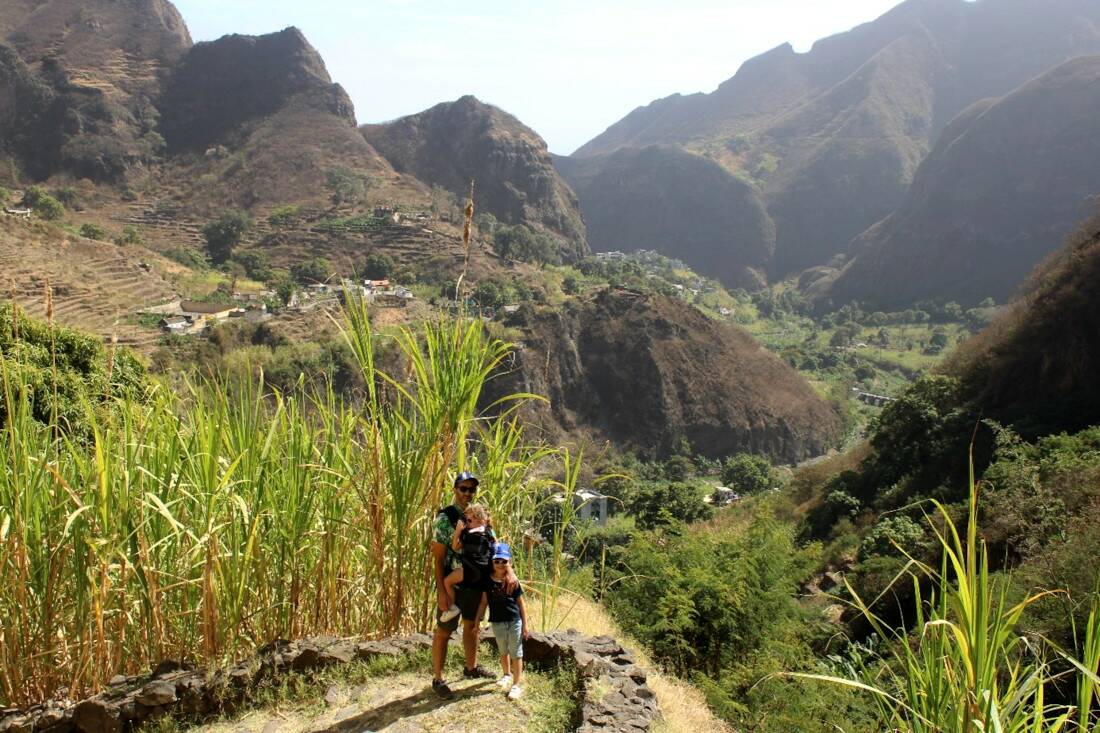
[429,471,518,698]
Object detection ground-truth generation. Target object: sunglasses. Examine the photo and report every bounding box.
[493,559,509,564]
[457,485,477,495]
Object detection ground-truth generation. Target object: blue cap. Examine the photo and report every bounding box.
[454,471,479,488]
[492,542,512,561]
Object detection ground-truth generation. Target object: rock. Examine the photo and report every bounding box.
[72,698,122,733]
[151,660,192,678]
[261,720,284,733]
[323,685,343,708]
[0,714,30,733]
[136,680,177,706]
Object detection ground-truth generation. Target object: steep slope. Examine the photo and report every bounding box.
[555,146,774,290]
[362,96,588,259]
[825,56,1100,308]
[568,0,1100,281]
[944,209,1100,435]
[486,288,842,462]
[0,0,191,180]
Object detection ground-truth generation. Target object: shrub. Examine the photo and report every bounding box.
[267,205,300,226]
[165,246,209,270]
[115,225,143,246]
[79,223,107,241]
[52,187,78,208]
[290,257,333,285]
[858,515,924,559]
[235,250,274,282]
[626,481,713,530]
[362,251,395,280]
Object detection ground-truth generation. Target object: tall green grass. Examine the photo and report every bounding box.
[0,298,557,706]
[799,464,1100,732]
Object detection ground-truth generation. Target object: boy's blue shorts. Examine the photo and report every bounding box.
[492,619,523,658]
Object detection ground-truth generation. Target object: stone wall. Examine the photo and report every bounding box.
[0,631,659,733]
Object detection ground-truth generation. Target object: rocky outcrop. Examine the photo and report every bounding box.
[568,0,1100,284]
[0,631,659,733]
[159,27,354,151]
[362,95,588,259]
[555,145,774,290]
[487,288,842,462]
[825,55,1100,308]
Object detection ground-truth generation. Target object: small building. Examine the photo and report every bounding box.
[179,300,241,323]
[160,316,190,334]
[574,490,610,526]
[4,208,32,219]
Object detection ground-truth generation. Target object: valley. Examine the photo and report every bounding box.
[2,0,1100,731]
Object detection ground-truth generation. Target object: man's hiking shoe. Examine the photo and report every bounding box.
[432,679,454,699]
[439,604,461,623]
[507,684,523,700]
[463,665,495,679]
[496,674,513,689]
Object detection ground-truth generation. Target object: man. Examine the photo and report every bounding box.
[429,471,516,698]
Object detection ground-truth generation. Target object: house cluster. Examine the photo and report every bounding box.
[155,296,272,335]
[311,278,415,308]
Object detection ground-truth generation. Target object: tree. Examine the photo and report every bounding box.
[721,454,773,494]
[325,167,367,207]
[562,273,581,295]
[235,250,274,282]
[79,223,107,241]
[627,481,713,530]
[929,329,949,350]
[290,257,333,285]
[203,211,251,264]
[32,194,64,221]
[492,225,559,265]
[362,252,395,280]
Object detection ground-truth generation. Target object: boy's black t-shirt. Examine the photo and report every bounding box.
[486,578,523,623]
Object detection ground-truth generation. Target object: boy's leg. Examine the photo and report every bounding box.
[500,654,511,676]
[512,657,523,686]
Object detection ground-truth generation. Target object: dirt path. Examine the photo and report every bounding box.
[190,671,562,733]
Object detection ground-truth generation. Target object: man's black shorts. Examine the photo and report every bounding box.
[436,586,483,633]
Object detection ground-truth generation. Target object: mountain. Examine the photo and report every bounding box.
[566,0,1100,285]
[362,96,588,258]
[555,146,774,290]
[0,0,191,180]
[821,55,1100,308]
[484,288,842,462]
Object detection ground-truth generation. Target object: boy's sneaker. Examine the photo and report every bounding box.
[439,604,461,623]
[507,684,523,700]
[496,674,513,689]
[432,679,454,699]
[463,665,495,679]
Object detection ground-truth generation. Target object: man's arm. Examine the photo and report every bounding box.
[517,594,529,639]
[430,541,449,612]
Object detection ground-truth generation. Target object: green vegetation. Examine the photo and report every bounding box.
[324,167,371,207]
[267,204,301,226]
[361,251,395,280]
[115,225,143,246]
[290,256,333,285]
[165,245,209,270]
[234,250,274,282]
[0,301,564,707]
[721,453,774,494]
[23,186,63,221]
[78,222,107,241]
[491,224,561,265]
[202,210,251,264]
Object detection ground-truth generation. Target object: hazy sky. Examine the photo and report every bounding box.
[173,0,903,154]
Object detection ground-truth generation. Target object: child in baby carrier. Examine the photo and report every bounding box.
[439,503,494,622]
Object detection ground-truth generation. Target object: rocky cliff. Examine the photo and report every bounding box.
[0,0,191,180]
[362,95,588,259]
[487,288,841,462]
[824,55,1100,308]
[567,0,1100,284]
[555,146,774,290]
[159,27,353,152]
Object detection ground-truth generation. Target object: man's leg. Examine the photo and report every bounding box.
[462,618,480,670]
[432,626,451,681]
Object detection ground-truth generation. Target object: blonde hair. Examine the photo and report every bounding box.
[464,503,490,523]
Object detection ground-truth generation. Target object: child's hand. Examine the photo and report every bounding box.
[456,519,466,532]
[522,627,530,640]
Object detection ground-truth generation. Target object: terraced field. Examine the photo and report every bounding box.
[0,217,177,349]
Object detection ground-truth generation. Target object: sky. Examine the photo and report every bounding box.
[172,0,904,155]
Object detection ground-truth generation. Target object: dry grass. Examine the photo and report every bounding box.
[529,593,733,733]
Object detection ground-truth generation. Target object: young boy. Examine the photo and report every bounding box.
[439,504,494,623]
[479,542,528,700]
